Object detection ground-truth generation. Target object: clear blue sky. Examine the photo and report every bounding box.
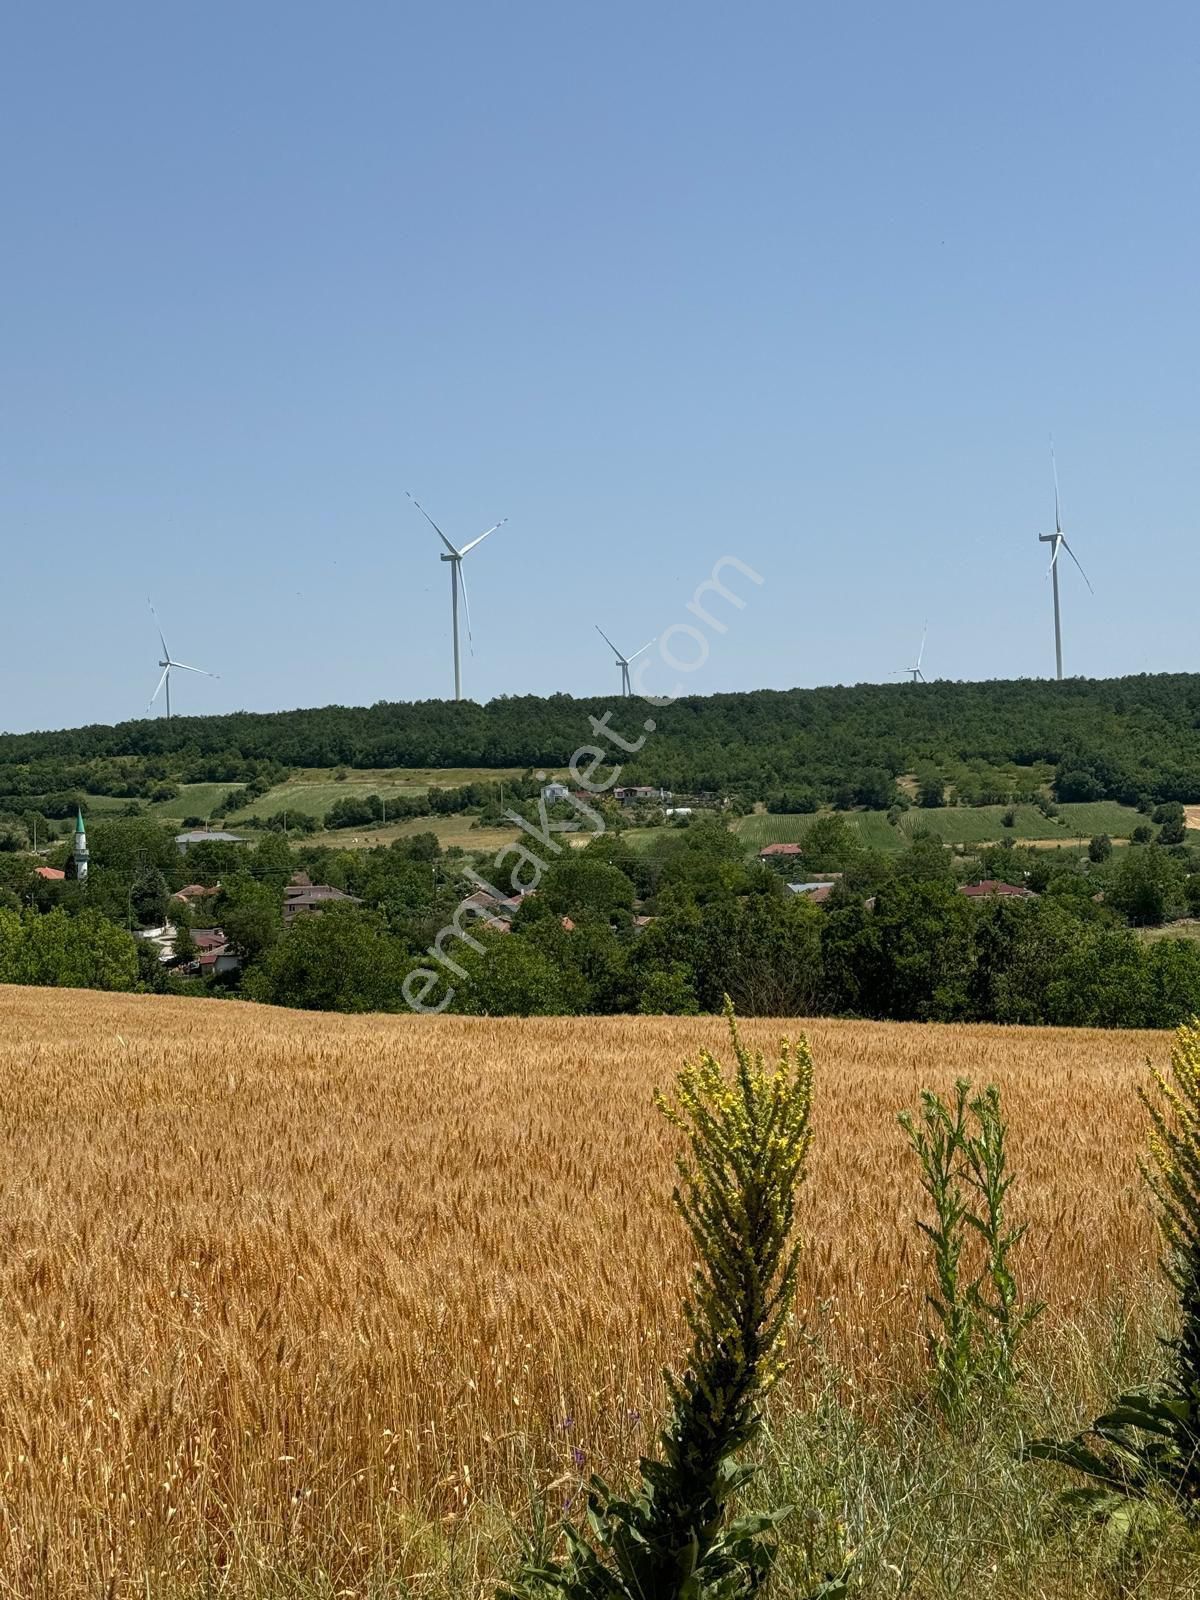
[3,3,1196,733]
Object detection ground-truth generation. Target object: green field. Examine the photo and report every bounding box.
[734,800,1145,853]
[147,782,245,822]
[225,767,539,824]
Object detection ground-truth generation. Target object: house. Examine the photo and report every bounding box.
[786,881,836,905]
[34,865,65,881]
[282,872,362,922]
[175,829,249,853]
[197,945,243,977]
[758,842,805,860]
[958,879,1037,900]
[171,882,219,906]
[541,782,571,804]
[185,928,244,972]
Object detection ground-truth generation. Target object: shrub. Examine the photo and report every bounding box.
[504,1003,844,1599]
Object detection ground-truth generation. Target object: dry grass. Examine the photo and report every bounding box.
[0,988,1168,1597]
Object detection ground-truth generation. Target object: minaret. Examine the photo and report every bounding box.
[71,808,89,882]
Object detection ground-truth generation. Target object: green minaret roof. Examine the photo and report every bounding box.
[75,808,86,834]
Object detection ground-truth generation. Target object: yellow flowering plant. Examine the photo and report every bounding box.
[502,999,846,1599]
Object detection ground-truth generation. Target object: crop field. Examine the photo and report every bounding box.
[310,811,522,853]
[734,800,1144,852]
[0,987,1168,1597]
[225,768,543,824]
[146,781,246,821]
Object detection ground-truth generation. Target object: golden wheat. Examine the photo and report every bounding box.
[0,987,1165,1596]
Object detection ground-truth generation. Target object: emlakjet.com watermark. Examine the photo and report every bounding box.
[403,556,763,1014]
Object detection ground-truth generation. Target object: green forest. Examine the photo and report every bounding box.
[5,672,1200,810]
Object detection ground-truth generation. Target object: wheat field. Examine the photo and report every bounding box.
[0,987,1167,1597]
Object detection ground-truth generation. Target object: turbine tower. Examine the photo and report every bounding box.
[1038,445,1094,681]
[407,492,507,702]
[595,625,654,698]
[148,600,218,719]
[901,623,928,683]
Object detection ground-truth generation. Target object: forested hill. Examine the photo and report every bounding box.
[5,675,1200,804]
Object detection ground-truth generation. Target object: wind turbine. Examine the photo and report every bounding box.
[1039,443,1094,681]
[407,492,507,701]
[147,600,218,719]
[900,622,928,683]
[595,625,655,698]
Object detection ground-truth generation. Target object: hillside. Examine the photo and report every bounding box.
[5,672,1200,809]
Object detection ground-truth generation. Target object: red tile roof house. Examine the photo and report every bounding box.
[958,879,1037,899]
[786,881,837,905]
[34,865,65,880]
[172,882,219,906]
[757,842,805,859]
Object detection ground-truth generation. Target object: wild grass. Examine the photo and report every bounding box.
[0,989,1181,1596]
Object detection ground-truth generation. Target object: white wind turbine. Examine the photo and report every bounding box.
[407,492,507,702]
[147,600,218,719]
[595,625,655,698]
[898,622,928,683]
[1039,443,1094,681]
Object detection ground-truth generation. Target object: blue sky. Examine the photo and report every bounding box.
[3,3,1197,732]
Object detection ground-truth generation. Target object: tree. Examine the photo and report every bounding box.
[457,933,586,1016]
[129,867,169,929]
[1109,846,1186,927]
[637,963,700,1015]
[243,908,405,1011]
[216,878,282,961]
[917,773,944,808]
[1088,833,1113,863]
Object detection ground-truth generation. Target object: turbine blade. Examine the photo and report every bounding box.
[595,624,622,657]
[1061,538,1094,594]
[169,661,218,677]
[1050,440,1062,534]
[459,518,507,556]
[916,623,927,669]
[626,639,656,662]
[406,491,460,557]
[148,597,168,659]
[1047,537,1062,575]
[458,564,474,652]
[148,666,169,708]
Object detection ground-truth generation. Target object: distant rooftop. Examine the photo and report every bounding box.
[175,830,248,845]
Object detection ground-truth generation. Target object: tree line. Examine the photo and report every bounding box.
[6,674,1200,807]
